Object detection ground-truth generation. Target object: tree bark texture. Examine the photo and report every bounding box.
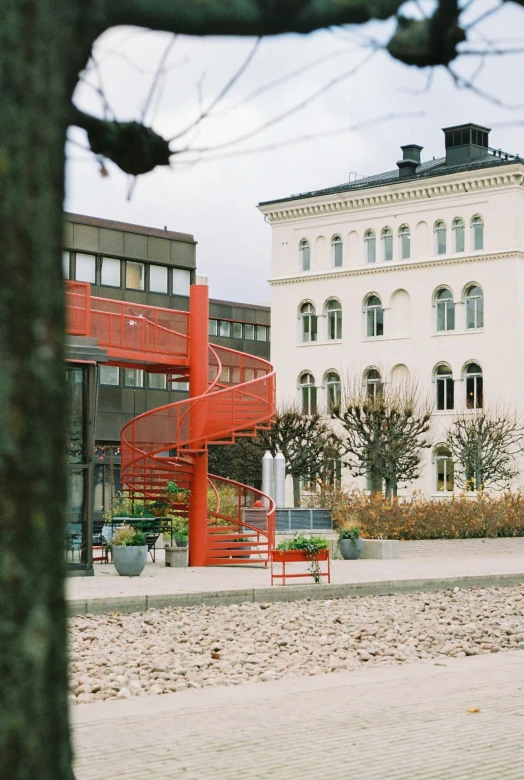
[0,3,97,778]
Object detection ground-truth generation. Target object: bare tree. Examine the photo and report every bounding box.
[2,2,523,777]
[258,404,342,506]
[332,379,432,496]
[447,410,524,491]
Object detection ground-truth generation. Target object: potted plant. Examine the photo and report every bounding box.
[110,525,148,576]
[275,534,329,584]
[171,515,189,547]
[148,499,170,517]
[166,480,191,505]
[338,525,362,560]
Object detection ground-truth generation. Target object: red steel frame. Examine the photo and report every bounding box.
[66,280,276,566]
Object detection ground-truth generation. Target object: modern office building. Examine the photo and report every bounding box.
[258,122,524,499]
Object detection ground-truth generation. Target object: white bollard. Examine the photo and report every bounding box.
[262,451,274,508]
[274,451,286,508]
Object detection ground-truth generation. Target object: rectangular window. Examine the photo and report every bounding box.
[63,251,70,279]
[437,460,454,492]
[302,386,317,415]
[436,378,454,411]
[99,365,120,386]
[244,324,255,340]
[256,325,267,341]
[218,321,231,338]
[455,226,465,252]
[244,368,255,382]
[126,261,145,290]
[100,257,121,287]
[333,242,342,267]
[149,264,168,294]
[123,369,144,387]
[209,319,218,336]
[173,268,191,296]
[220,366,231,383]
[401,233,410,260]
[148,373,167,390]
[437,230,446,255]
[232,322,243,339]
[171,380,189,392]
[75,253,96,284]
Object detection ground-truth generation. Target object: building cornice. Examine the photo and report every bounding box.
[259,167,524,225]
[269,249,523,286]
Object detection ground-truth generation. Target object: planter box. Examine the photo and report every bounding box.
[270,548,330,585]
[361,539,399,560]
[165,546,188,568]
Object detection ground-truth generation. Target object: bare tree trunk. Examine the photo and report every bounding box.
[293,476,301,508]
[0,4,95,777]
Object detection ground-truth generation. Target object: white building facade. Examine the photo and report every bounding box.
[258,123,524,499]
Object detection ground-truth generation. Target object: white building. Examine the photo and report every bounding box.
[258,123,524,499]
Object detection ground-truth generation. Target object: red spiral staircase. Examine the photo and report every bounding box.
[66,280,276,566]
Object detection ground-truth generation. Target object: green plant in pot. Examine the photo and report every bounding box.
[148,499,170,517]
[171,515,189,548]
[338,525,362,560]
[111,525,148,576]
[166,480,191,505]
[277,534,329,583]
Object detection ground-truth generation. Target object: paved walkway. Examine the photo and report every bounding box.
[73,649,524,779]
[67,543,524,614]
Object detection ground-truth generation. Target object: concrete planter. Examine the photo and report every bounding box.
[339,538,362,560]
[165,546,188,568]
[112,545,147,576]
[361,539,399,560]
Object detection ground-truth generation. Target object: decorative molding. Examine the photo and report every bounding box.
[260,167,524,224]
[269,249,524,287]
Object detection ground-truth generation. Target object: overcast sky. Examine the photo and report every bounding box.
[66,1,524,305]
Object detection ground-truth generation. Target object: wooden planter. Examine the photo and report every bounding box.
[270,548,330,586]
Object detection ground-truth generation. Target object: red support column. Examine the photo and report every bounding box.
[188,283,209,567]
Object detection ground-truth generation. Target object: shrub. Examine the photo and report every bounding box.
[112,525,146,547]
[277,533,328,553]
[330,489,524,540]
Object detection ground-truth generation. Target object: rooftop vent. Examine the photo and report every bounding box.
[443,123,491,166]
[396,144,423,179]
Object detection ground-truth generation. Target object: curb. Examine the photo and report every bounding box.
[67,571,524,616]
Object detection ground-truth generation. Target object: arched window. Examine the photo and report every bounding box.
[434,220,447,255]
[382,227,393,261]
[326,299,342,340]
[465,285,484,329]
[465,362,483,409]
[300,373,317,415]
[325,371,341,411]
[300,302,317,342]
[331,235,343,267]
[364,368,382,402]
[471,215,484,250]
[364,229,376,264]
[435,288,455,332]
[435,446,454,493]
[365,295,383,337]
[453,217,465,252]
[299,239,311,271]
[399,225,411,259]
[434,364,454,411]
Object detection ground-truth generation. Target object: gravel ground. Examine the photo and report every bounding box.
[69,585,524,704]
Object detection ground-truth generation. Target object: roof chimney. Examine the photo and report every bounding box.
[397,144,423,179]
[443,123,491,166]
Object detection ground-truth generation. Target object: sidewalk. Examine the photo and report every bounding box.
[73,649,524,780]
[67,543,524,615]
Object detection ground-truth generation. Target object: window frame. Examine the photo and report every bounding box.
[434,220,447,255]
[434,364,454,411]
[331,235,343,268]
[300,301,317,343]
[435,287,455,332]
[434,446,454,493]
[381,227,393,262]
[464,362,483,410]
[125,260,145,291]
[364,229,376,264]
[299,372,317,415]
[471,215,484,251]
[299,239,311,272]
[325,299,342,341]
[364,295,384,338]
[364,368,382,402]
[452,217,465,253]
[465,285,484,329]
[149,264,169,294]
[399,225,411,260]
[324,370,341,411]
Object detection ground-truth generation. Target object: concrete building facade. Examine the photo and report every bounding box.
[258,123,524,499]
